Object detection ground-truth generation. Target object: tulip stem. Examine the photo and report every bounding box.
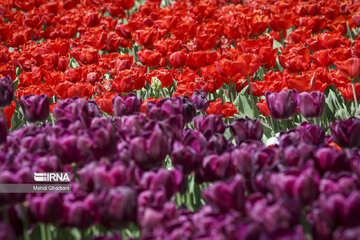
[300,209,313,240]
[352,82,358,112]
[246,74,257,119]
[280,30,285,47]
[40,224,47,240]
[21,203,30,240]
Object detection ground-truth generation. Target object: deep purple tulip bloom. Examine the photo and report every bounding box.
[315,147,349,173]
[87,101,102,118]
[181,95,196,124]
[171,141,197,175]
[296,122,325,146]
[146,97,183,121]
[330,117,360,148]
[230,118,263,143]
[140,169,182,199]
[19,94,49,122]
[298,91,325,118]
[53,98,92,127]
[99,186,136,227]
[130,124,168,169]
[201,152,232,181]
[0,75,13,108]
[29,194,63,224]
[265,89,299,120]
[0,114,7,144]
[193,115,226,139]
[203,175,246,212]
[249,198,300,233]
[192,89,210,111]
[66,195,98,229]
[113,93,141,116]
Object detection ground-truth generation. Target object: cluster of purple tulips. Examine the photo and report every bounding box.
[1,85,360,239]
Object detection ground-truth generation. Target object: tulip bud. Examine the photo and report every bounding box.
[19,94,50,122]
[265,89,298,120]
[330,117,360,148]
[0,114,7,144]
[0,75,13,108]
[230,118,263,143]
[298,91,325,118]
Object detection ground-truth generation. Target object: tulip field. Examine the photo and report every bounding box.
[3,0,360,239]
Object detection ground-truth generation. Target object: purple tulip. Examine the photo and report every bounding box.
[298,91,325,118]
[265,89,299,120]
[140,207,164,228]
[249,198,300,233]
[319,193,345,226]
[113,93,141,116]
[181,95,196,124]
[330,117,360,148]
[99,186,136,227]
[87,101,102,118]
[28,194,64,224]
[49,134,90,164]
[230,118,263,143]
[200,152,232,181]
[193,115,226,139]
[171,141,197,175]
[203,175,246,212]
[230,145,255,181]
[0,114,7,144]
[66,195,98,229]
[320,173,357,196]
[146,97,183,121]
[19,94,49,122]
[341,191,360,227]
[192,89,209,111]
[296,122,325,146]
[333,227,360,240]
[0,222,16,240]
[130,124,168,169]
[293,168,319,205]
[0,75,13,108]
[315,147,349,173]
[140,169,182,199]
[53,98,91,127]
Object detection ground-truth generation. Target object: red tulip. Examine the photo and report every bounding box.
[335,58,360,80]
